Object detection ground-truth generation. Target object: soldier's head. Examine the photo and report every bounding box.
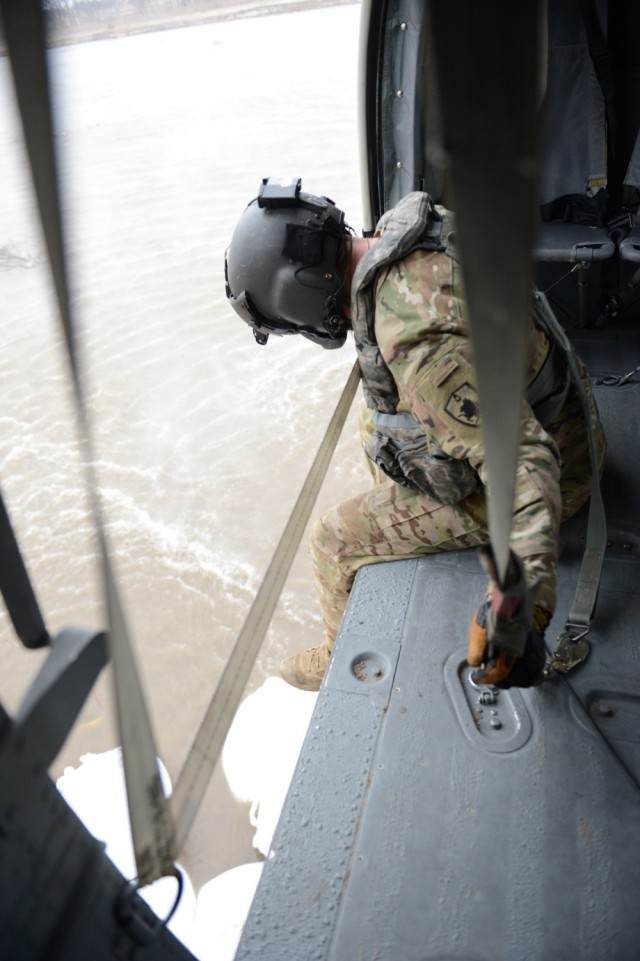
[225,178,351,349]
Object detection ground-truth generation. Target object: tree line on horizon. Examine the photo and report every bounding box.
[43,0,228,30]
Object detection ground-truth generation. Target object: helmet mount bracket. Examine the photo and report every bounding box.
[258,177,302,208]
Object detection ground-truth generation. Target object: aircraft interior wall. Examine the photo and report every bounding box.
[534,0,640,329]
[367,0,640,329]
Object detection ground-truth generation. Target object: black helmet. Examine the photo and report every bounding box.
[225,178,349,349]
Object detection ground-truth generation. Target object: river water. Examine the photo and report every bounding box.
[0,2,370,890]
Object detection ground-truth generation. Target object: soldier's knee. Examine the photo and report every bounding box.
[309,510,349,575]
[309,516,324,557]
[310,512,337,559]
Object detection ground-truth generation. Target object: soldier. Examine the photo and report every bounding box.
[225,178,605,692]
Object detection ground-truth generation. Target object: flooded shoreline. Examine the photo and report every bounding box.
[0,0,356,52]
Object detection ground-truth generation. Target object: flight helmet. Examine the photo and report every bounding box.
[225,178,350,349]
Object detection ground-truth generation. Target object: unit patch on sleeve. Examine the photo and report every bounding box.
[444,382,480,426]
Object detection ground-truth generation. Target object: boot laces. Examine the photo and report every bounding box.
[306,646,322,672]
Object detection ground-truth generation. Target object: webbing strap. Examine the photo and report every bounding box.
[425,0,541,586]
[1,0,175,885]
[0,489,49,649]
[534,292,606,627]
[173,360,362,850]
[578,0,617,161]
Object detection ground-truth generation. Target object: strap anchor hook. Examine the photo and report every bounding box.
[542,624,590,679]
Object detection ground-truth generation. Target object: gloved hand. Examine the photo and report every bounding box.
[468,602,549,689]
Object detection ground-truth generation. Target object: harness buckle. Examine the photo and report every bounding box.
[542,624,590,679]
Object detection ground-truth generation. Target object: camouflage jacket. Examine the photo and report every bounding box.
[351,192,604,613]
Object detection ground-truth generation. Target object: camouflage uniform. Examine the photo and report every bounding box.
[310,213,605,650]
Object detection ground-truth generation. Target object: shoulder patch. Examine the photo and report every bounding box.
[445,382,480,426]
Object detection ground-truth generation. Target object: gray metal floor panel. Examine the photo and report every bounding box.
[236,324,640,961]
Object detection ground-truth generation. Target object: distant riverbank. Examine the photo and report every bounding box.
[35,0,357,49]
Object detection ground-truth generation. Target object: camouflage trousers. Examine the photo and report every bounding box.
[309,395,603,650]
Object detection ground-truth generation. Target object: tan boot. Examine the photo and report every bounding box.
[279,641,331,692]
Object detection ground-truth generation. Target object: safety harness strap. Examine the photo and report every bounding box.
[172,361,361,849]
[425,0,541,587]
[1,0,176,886]
[578,0,617,162]
[533,292,607,675]
[0,489,50,650]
